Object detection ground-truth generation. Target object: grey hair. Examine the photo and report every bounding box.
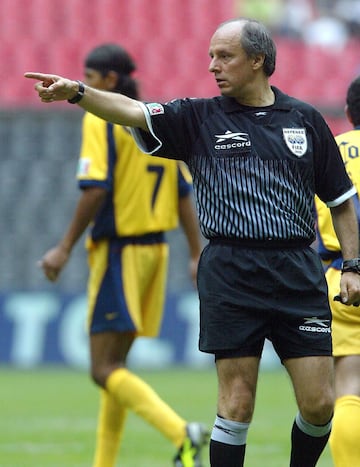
[219,18,277,77]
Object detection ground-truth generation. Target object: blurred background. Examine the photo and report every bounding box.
[0,0,359,370]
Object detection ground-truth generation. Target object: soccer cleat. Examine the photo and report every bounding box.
[173,422,209,467]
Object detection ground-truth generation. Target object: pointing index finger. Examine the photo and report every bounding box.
[24,72,60,89]
[24,72,53,80]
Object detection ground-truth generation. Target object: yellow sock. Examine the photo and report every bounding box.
[106,368,186,447]
[330,395,360,467]
[92,389,127,467]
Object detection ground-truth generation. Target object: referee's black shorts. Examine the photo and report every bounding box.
[198,239,332,361]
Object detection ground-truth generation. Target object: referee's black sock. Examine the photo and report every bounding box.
[290,412,332,467]
[210,440,246,467]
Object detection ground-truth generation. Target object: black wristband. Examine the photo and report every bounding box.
[341,258,360,274]
[67,80,85,104]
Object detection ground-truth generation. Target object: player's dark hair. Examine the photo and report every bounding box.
[85,43,139,98]
[219,18,276,77]
[346,76,360,126]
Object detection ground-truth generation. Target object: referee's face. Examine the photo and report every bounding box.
[209,22,261,101]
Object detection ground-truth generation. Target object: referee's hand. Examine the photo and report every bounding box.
[334,295,360,307]
[336,271,360,306]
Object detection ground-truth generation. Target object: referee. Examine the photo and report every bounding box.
[25,17,360,467]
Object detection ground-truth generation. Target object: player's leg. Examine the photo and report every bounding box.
[91,330,208,467]
[209,356,260,467]
[89,239,207,466]
[326,266,360,466]
[90,330,191,450]
[330,355,360,466]
[92,389,127,467]
[90,330,133,467]
[284,356,334,467]
[121,242,209,463]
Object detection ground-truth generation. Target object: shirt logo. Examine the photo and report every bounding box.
[214,130,251,150]
[77,158,90,176]
[283,128,307,157]
[215,130,249,142]
[299,317,331,333]
[146,103,164,115]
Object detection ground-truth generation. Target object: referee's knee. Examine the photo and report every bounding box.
[298,395,334,425]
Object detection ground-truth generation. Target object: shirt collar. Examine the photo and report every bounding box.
[219,86,292,113]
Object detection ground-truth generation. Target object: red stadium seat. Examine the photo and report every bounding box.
[1,0,359,107]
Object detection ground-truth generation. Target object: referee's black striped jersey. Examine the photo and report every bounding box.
[132,87,355,242]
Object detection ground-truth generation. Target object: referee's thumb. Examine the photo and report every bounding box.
[334,293,348,304]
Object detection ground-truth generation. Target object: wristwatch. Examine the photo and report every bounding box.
[341,258,360,274]
[67,80,85,104]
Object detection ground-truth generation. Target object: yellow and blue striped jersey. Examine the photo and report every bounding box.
[77,112,192,239]
[315,128,360,262]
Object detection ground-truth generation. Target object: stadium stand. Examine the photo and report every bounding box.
[3,0,356,107]
[0,109,85,290]
[0,0,359,291]
[271,37,360,107]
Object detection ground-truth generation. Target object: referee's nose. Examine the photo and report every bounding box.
[209,57,220,73]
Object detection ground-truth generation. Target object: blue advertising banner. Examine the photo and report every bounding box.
[0,290,279,369]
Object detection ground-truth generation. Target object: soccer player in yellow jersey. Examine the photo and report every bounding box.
[38,44,207,467]
[315,76,360,467]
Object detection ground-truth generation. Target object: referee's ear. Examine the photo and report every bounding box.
[252,54,265,72]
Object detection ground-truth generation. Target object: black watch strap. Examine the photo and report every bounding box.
[341,258,360,274]
[67,81,85,104]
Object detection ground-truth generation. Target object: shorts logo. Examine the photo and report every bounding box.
[214,130,251,150]
[105,312,119,321]
[146,103,164,115]
[299,317,331,333]
[283,128,307,157]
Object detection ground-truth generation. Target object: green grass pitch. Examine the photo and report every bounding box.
[0,366,333,466]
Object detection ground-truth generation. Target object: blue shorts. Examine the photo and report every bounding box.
[87,235,168,336]
[198,240,332,361]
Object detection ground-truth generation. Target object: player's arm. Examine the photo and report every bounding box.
[178,194,203,288]
[24,72,148,131]
[39,187,106,281]
[330,197,360,305]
